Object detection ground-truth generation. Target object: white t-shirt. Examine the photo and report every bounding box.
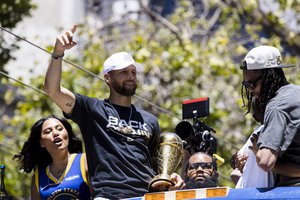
[236,125,275,188]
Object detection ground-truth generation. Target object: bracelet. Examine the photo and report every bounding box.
[52,53,64,60]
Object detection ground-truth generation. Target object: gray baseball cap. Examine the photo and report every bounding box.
[240,45,294,70]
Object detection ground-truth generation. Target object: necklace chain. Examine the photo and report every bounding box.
[127,106,132,123]
[109,101,133,123]
[109,102,134,134]
[50,162,67,178]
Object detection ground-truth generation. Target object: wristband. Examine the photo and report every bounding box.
[52,53,64,60]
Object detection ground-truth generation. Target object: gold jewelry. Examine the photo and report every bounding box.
[108,101,134,134]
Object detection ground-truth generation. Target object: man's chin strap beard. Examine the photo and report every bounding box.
[185,175,218,189]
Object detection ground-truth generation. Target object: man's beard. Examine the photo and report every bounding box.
[112,81,137,96]
[185,174,218,189]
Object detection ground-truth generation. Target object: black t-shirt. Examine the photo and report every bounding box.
[65,93,160,199]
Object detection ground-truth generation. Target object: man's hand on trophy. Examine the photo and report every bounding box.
[148,132,184,192]
[168,173,185,191]
[148,172,185,192]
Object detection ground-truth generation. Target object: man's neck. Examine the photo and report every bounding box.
[108,94,132,107]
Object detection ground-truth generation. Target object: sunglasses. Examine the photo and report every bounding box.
[188,162,213,171]
[240,60,248,70]
[242,75,263,90]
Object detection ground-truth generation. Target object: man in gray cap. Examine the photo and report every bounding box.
[240,45,300,186]
[43,25,184,199]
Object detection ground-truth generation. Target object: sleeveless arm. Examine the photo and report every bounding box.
[81,153,93,193]
[31,174,41,200]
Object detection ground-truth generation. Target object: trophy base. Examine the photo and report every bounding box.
[148,174,175,192]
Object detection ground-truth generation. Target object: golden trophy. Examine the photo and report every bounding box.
[149,132,183,192]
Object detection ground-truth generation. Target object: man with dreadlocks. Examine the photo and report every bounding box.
[240,45,300,186]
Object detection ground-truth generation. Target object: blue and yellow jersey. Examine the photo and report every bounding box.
[35,153,91,200]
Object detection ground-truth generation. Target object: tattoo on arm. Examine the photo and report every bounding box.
[66,101,74,107]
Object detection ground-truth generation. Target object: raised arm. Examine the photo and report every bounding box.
[43,25,77,114]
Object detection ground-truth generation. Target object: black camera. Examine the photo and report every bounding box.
[175,97,217,155]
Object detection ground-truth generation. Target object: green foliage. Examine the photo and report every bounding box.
[1,0,300,198]
[0,0,36,74]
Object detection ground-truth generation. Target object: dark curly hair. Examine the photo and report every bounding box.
[13,115,83,173]
[242,68,289,115]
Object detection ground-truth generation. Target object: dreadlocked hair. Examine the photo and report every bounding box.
[241,68,289,115]
[241,84,253,115]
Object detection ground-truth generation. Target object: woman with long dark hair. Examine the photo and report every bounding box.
[14,115,91,199]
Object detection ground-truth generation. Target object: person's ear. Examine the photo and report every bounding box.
[215,171,219,178]
[104,75,110,83]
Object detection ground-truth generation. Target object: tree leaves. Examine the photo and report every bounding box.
[1,0,300,197]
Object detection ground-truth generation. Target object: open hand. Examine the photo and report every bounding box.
[235,153,249,173]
